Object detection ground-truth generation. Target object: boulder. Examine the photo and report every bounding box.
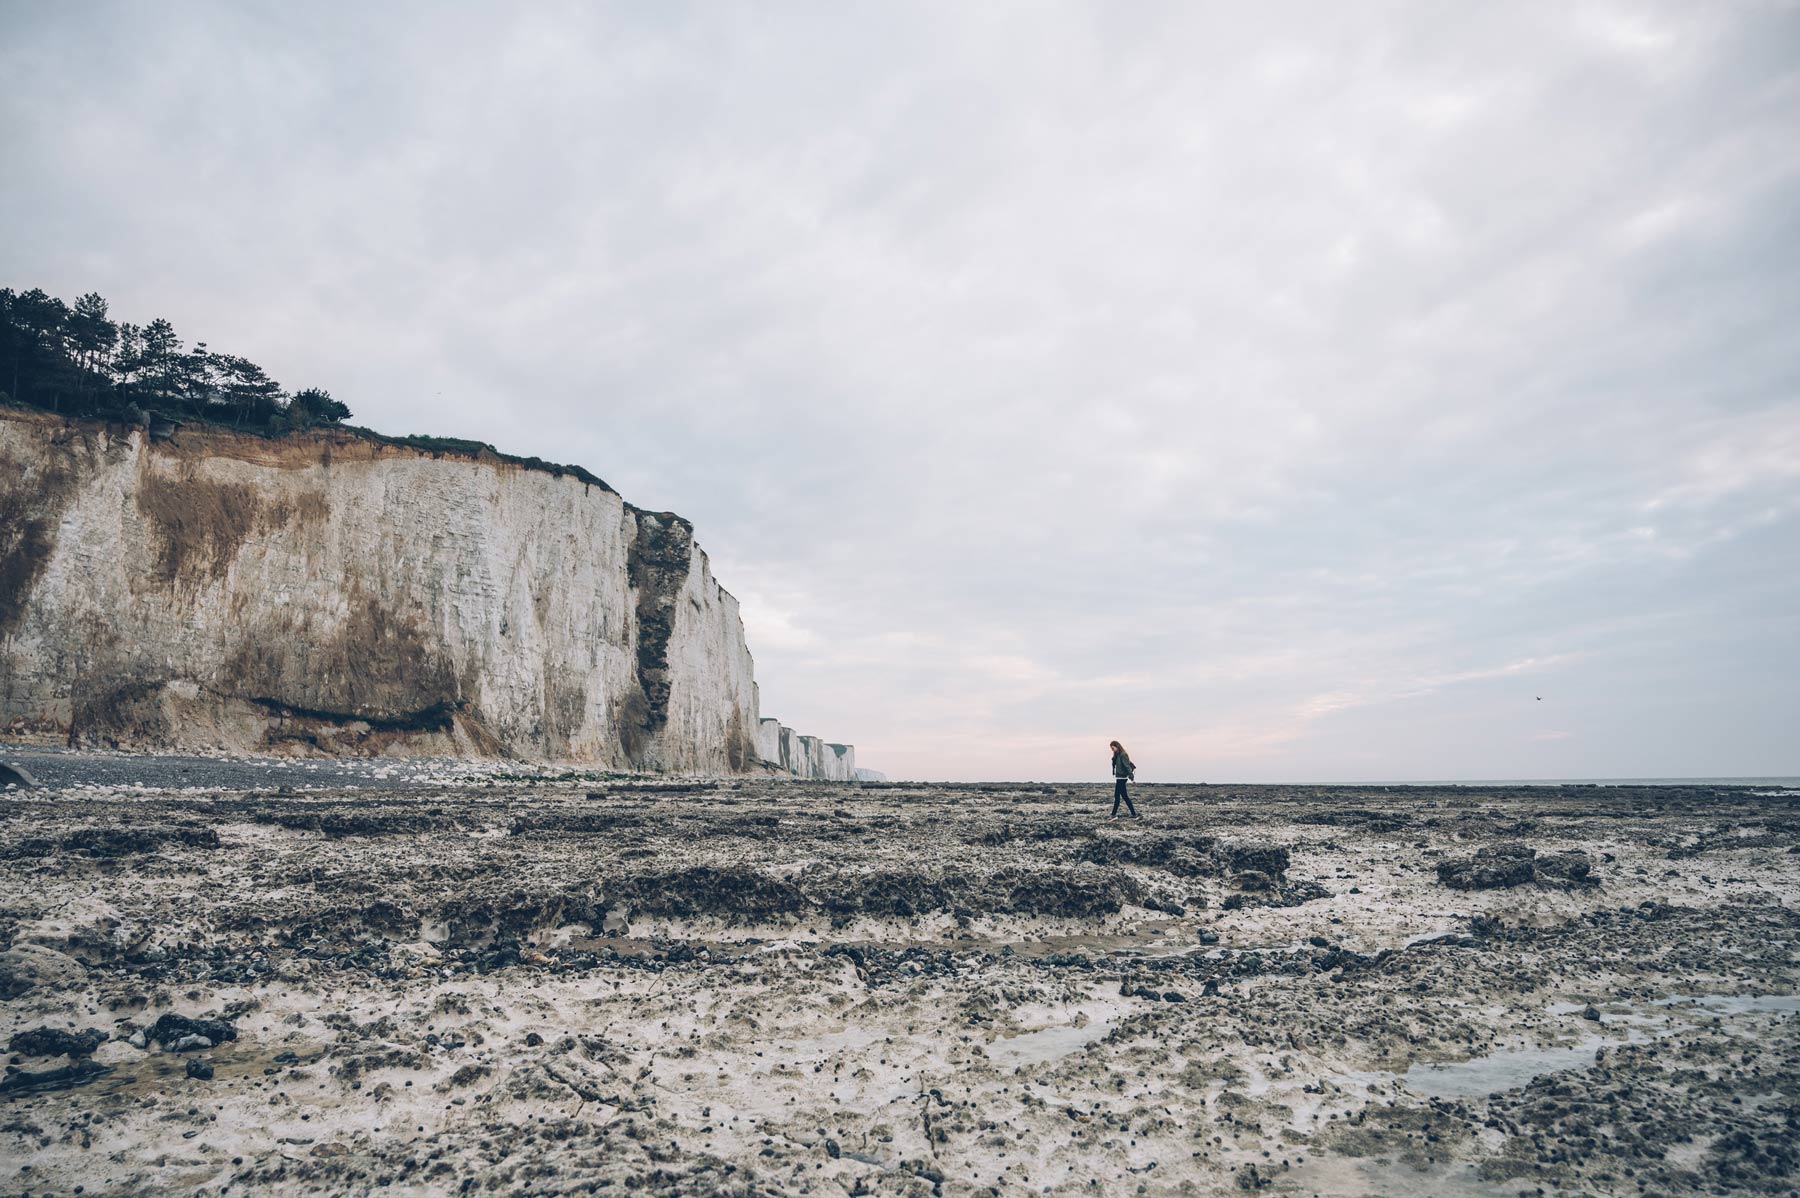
[1436,843,1600,890]
[146,1012,238,1052]
[1436,843,1537,890]
[0,762,35,789]
[0,1059,112,1095]
[1535,850,1594,886]
[15,896,143,964]
[1476,842,1535,860]
[0,944,84,998]
[9,1027,107,1059]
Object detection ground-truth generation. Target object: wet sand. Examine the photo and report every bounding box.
[2,771,1796,1196]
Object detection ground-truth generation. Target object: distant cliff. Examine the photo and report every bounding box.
[755,718,857,782]
[0,408,852,774]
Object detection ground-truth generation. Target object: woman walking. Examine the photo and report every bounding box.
[1109,740,1138,819]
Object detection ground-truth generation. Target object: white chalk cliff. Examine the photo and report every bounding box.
[0,409,852,775]
[755,718,857,782]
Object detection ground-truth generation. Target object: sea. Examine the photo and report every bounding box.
[1348,776,1800,789]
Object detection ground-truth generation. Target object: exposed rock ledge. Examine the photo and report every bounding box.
[0,408,856,775]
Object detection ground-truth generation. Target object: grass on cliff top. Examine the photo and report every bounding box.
[353,429,616,494]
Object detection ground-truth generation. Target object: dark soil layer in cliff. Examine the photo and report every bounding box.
[2,772,1795,1197]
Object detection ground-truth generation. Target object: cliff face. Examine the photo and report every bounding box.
[0,409,765,770]
[754,718,857,781]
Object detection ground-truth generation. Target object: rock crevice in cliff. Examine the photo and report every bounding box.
[623,512,693,753]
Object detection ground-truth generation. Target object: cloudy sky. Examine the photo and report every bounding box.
[6,1,1798,781]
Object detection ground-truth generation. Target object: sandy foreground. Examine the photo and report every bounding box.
[1,768,1796,1197]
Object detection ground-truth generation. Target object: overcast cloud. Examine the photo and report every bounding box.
[5,1,1797,781]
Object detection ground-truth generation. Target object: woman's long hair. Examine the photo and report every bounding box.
[1110,740,1126,756]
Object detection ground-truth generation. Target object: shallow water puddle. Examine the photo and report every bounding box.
[1654,993,1800,1016]
[1398,1037,1620,1099]
[1393,993,1799,1099]
[986,1018,1118,1066]
[1400,928,1463,949]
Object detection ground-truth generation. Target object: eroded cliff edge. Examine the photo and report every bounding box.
[0,408,813,771]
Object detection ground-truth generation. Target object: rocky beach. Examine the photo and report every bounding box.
[2,760,1795,1197]
[7,5,1799,1196]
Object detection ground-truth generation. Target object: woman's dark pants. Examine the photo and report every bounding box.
[1112,778,1137,816]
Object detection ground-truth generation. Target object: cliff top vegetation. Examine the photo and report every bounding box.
[0,285,613,493]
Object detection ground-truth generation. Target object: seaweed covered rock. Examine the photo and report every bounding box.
[8,1026,107,1059]
[427,889,600,947]
[146,1013,237,1052]
[977,866,1145,917]
[1075,833,1289,880]
[608,866,808,921]
[1436,843,1598,890]
[1221,842,1291,876]
[1436,844,1537,890]
[814,869,955,918]
[0,1059,111,1095]
[1534,849,1595,886]
[8,823,220,858]
[1222,880,1334,911]
[0,945,84,998]
[1076,831,1221,875]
